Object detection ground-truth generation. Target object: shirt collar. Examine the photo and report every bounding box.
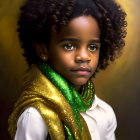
[88,94,99,111]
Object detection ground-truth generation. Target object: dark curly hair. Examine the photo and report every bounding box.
[17,0,127,70]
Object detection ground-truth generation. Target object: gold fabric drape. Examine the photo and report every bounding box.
[8,65,91,140]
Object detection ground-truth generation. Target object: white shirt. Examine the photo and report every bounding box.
[15,95,117,140]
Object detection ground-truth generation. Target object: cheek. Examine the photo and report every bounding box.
[53,51,74,67]
[58,50,74,62]
[91,53,100,67]
[61,56,74,69]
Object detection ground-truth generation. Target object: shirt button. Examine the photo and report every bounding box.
[91,130,95,134]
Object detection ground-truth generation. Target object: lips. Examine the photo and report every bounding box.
[70,67,91,75]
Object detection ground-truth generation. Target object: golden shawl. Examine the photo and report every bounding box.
[8,65,91,140]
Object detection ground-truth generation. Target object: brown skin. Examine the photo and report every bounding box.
[34,16,101,91]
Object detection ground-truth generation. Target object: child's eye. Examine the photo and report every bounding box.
[88,44,98,52]
[63,43,76,51]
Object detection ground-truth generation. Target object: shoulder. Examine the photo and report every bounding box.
[88,95,117,127]
[18,107,43,120]
[17,107,47,129]
[96,96,117,121]
[96,96,117,129]
[97,97,115,114]
[17,107,45,126]
[15,107,48,140]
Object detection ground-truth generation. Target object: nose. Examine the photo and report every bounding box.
[75,47,91,63]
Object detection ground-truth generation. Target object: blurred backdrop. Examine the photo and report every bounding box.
[0,0,140,139]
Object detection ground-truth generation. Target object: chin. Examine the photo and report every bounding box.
[71,78,89,87]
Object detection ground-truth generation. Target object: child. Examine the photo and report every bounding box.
[8,0,127,139]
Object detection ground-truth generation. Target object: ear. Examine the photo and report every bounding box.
[32,43,48,62]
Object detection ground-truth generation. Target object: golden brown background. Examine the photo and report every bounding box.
[0,0,140,139]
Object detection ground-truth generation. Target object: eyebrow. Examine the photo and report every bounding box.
[58,38,80,43]
[89,40,100,44]
[58,38,100,44]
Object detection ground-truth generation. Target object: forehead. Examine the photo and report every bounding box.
[52,16,100,40]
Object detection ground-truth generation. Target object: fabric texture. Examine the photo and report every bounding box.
[14,95,117,140]
[8,64,93,140]
[38,63,95,130]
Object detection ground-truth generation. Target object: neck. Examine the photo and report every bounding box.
[74,85,82,92]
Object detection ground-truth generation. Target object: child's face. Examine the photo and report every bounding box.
[47,16,100,91]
